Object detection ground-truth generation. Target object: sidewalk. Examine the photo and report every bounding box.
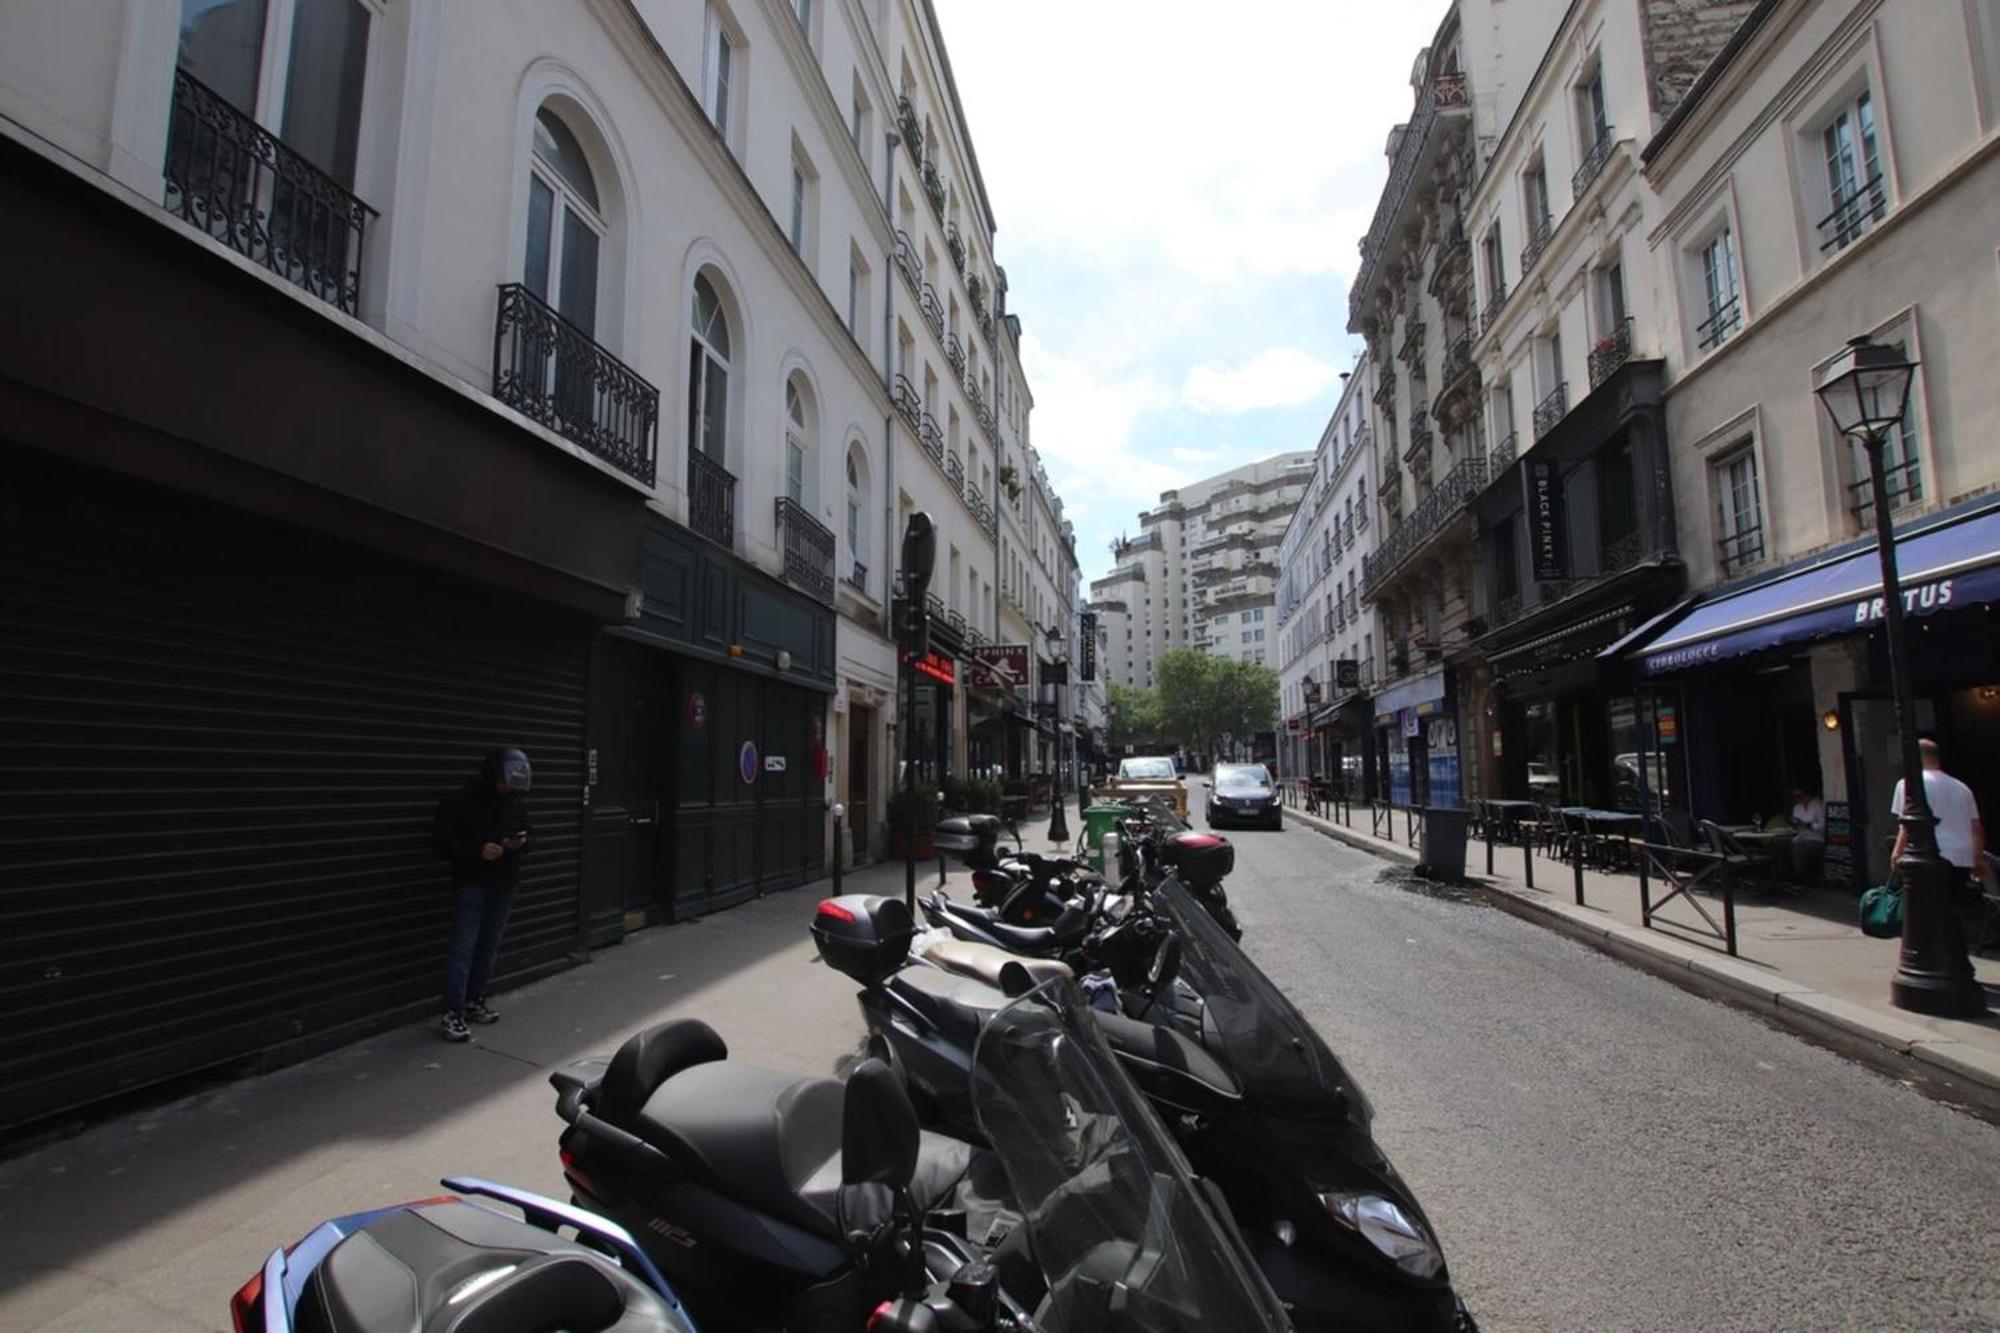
[0,832,1046,1333]
[1287,801,2000,1117]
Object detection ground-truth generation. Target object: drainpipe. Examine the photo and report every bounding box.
[882,131,900,606]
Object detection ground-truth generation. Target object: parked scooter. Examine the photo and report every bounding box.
[814,888,1477,1332]
[550,979,1294,1331]
[228,1177,696,1333]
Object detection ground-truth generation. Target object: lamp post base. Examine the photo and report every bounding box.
[1891,851,1988,1018]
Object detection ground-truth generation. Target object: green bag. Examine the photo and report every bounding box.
[1859,883,1903,938]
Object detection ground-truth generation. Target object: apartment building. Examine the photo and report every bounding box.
[1275,356,1380,789]
[0,0,1056,1129]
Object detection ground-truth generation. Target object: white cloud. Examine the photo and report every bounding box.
[1181,347,1346,414]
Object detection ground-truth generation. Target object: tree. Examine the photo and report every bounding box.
[1155,649,1279,759]
[1106,682,1161,749]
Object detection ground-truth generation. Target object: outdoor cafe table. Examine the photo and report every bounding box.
[1561,807,1644,866]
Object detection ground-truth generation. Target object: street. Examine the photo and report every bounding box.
[1205,801,2000,1332]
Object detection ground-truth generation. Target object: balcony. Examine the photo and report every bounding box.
[492,284,660,485]
[1587,318,1633,389]
[163,69,376,317]
[919,282,945,339]
[1696,297,1741,352]
[1717,523,1765,575]
[1489,430,1518,473]
[921,159,946,216]
[945,331,966,375]
[775,497,836,603]
[687,448,736,548]
[978,310,997,346]
[1480,282,1509,334]
[1372,366,1398,411]
[893,229,921,291]
[892,373,921,430]
[1426,222,1471,304]
[1572,130,1615,198]
[1349,69,1472,325]
[1532,383,1568,440]
[945,221,966,273]
[1405,408,1434,458]
[846,559,870,595]
[1361,453,1487,596]
[918,410,945,463]
[1848,456,1924,524]
[1434,329,1477,420]
[945,449,966,495]
[1817,173,1887,253]
[1520,212,1553,275]
[1601,530,1643,576]
[1398,319,1427,368]
[896,96,923,157]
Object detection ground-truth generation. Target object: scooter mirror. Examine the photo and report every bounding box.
[999,960,1036,998]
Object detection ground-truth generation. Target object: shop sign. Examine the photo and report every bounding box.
[968,643,1029,690]
[1079,613,1097,681]
[1528,458,1569,582]
[1336,659,1360,689]
[1402,710,1421,739]
[904,650,957,684]
[1302,676,1322,706]
[738,740,759,784]
[1852,577,1955,624]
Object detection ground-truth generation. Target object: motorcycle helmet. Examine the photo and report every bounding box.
[482,747,534,792]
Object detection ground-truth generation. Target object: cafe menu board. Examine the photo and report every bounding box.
[1823,800,1855,888]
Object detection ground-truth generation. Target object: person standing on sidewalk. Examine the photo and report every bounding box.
[431,748,532,1042]
[1888,739,1985,893]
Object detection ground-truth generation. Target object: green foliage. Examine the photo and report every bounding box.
[886,785,942,829]
[1153,648,1279,754]
[940,774,1004,814]
[1106,682,1161,748]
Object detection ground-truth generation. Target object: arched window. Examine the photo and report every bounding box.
[784,378,808,503]
[845,444,869,587]
[525,108,603,334]
[689,272,732,462]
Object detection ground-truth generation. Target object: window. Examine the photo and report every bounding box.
[1577,65,1608,151]
[1524,157,1552,235]
[524,108,604,336]
[1599,439,1637,558]
[1480,223,1506,311]
[703,6,735,140]
[845,446,867,585]
[1696,227,1742,350]
[790,164,807,255]
[1713,446,1764,573]
[846,248,868,337]
[1845,338,1924,522]
[177,0,373,189]
[792,0,810,31]
[1598,259,1627,332]
[1817,91,1886,252]
[788,146,817,262]
[784,379,808,504]
[688,272,731,461]
[849,76,870,159]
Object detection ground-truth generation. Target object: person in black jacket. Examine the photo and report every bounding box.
[432,748,533,1042]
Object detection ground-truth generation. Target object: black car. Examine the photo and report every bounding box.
[1206,763,1281,829]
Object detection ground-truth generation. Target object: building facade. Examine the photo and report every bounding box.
[1620,0,2000,885]
[0,0,1058,1129]
[1276,359,1381,790]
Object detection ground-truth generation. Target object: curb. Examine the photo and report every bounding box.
[1286,805,2000,1123]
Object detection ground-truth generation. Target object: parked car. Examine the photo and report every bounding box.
[1104,754,1189,820]
[1207,762,1281,830]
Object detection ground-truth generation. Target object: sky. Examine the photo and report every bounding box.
[931,0,1448,586]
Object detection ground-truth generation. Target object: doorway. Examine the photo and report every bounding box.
[847,704,874,864]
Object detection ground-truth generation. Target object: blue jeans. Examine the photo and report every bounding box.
[443,883,516,1012]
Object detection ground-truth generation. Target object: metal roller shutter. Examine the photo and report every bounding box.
[0,457,590,1129]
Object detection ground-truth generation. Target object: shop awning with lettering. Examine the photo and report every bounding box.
[1626,505,2000,675]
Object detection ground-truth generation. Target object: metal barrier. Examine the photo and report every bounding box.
[1636,842,1739,956]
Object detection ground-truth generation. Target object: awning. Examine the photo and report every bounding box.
[1629,506,2000,675]
[1372,666,1447,724]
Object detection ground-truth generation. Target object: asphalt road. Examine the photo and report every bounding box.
[1200,796,2000,1332]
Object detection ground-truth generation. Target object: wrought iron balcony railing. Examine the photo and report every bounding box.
[945,221,966,273]
[1533,382,1568,439]
[1520,212,1553,275]
[688,448,736,548]
[1848,456,1924,523]
[1481,282,1509,334]
[893,229,921,292]
[918,410,945,463]
[1372,367,1398,410]
[1406,408,1434,456]
[945,450,966,494]
[775,497,836,604]
[1348,68,1472,323]
[1696,297,1741,352]
[1601,530,1643,575]
[1817,173,1887,253]
[919,282,945,338]
[1717,523,1765,575]
[163,68,376,317]
[1489,430,1518,472]
[978,310,997,345]
[1361,454,1487,596]
[492,284,660,485]
[921,158,946,214]
[847,559,870,594]
[1572,130,1615,198]
[945,331,966,376]
[892,373,921,430]
[896,96,923,157]
[1588,318,1633,389]
[1398,319,1427,367]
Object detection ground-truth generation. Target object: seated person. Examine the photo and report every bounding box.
[1790,785,1826,882]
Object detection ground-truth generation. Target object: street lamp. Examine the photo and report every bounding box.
[1046,626,1071,844]
[1814,336,1984,1017]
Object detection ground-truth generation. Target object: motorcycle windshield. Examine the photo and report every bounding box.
[1153,877,1372,1126]
[970,979,1291,1333]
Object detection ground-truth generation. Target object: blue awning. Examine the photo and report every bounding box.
[1632,507,2000,675]
[1373,666,1447,723]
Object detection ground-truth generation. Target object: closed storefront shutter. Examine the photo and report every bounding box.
[0,456,590,1129]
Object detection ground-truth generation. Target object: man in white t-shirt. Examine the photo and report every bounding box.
[1888,740,1986,882]
[1791,786,1827,881]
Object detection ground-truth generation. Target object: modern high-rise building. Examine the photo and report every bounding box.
[1088,453,1314,689]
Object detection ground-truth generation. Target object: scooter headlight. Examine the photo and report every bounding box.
[1319,1191,1445,1280]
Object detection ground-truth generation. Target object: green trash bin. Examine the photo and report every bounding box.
[1082,803,1134,874]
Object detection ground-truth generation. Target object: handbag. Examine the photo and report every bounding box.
[1858,882,1904,939]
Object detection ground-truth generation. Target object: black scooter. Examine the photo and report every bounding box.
[813,889,1477,1332]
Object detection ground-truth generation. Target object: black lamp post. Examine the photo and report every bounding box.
[899,513,937,913]
[1814,336,1985,1017]
[1046,629,1071,845]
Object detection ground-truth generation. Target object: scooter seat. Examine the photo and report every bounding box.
[632,1062,971,1241]
[921,937,1072,989]
[934,899,1062,955]
[889,965,1015,1050]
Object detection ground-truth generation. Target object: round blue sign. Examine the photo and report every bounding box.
[738,740,759,785]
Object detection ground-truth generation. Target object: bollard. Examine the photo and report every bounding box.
[832,804,845,896]
[1485,821,1494,876]
[1637,845,1650,921]
[1573,844,1585,906]
[1523,828,1535,890]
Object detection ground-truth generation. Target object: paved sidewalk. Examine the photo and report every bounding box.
[0,820,1059,1333]
[1286,801,2000,1117]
